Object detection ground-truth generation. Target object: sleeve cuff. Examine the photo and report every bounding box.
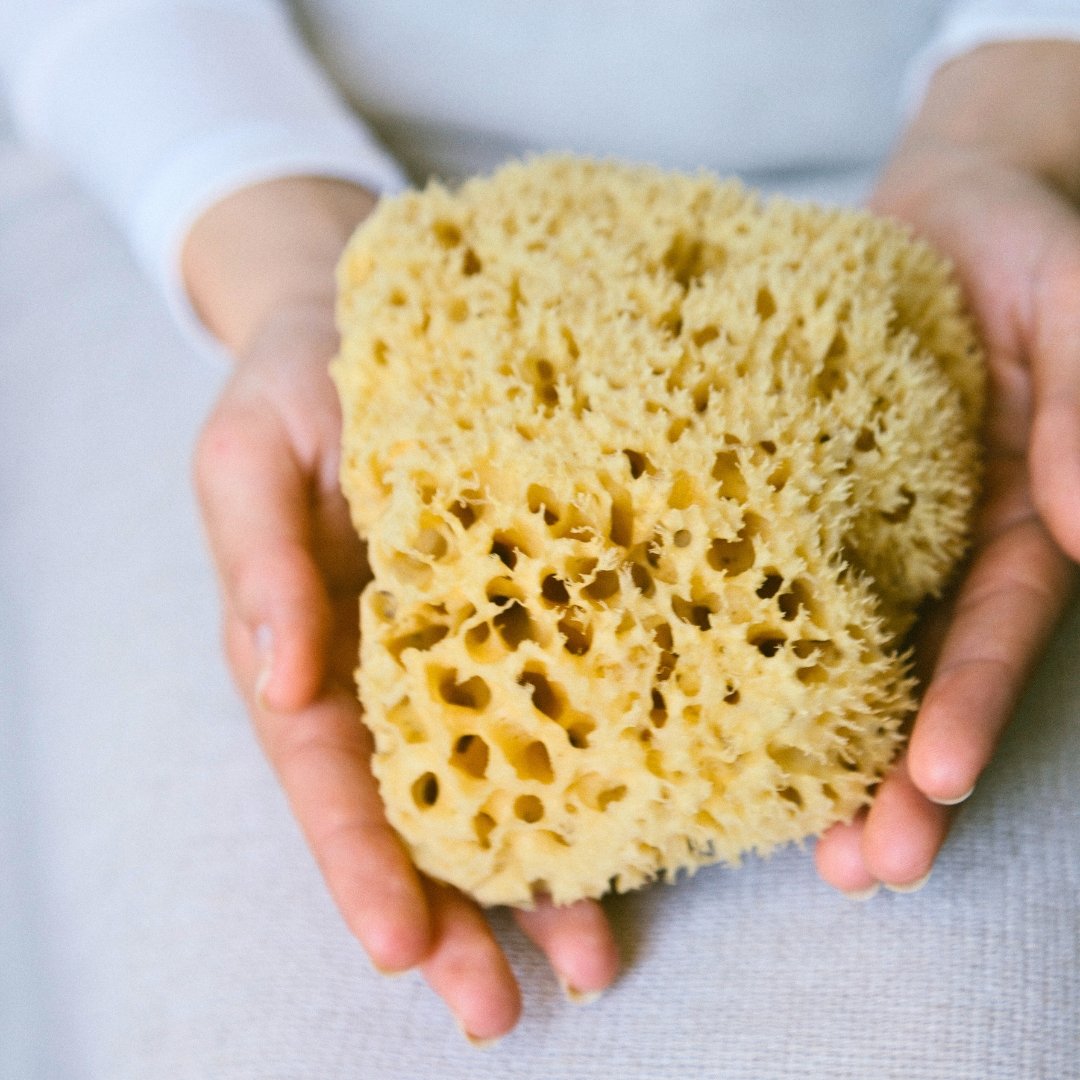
[2,0,410,362]
[140,120,409,365]
[904,3,1080,115]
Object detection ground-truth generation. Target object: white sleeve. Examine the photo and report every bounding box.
[0,0,408,355]
[906,1,1080,110]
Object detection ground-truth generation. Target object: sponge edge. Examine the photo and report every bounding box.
[332,156,984,908]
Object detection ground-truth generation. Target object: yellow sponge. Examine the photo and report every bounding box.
[331,156,983,907]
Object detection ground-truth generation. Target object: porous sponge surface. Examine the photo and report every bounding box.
[332,156,983,907]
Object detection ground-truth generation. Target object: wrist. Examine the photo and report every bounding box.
[884,41,1080,207]
[182,176,378,356]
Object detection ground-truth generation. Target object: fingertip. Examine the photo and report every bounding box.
[421,885,522,1043]
[365,913,434,976]
[814,816,878,896]
[514,896,620,997]
[452,978,523,1045]
[906,722,981,808]
[861,770,949,889]
[342,865,435,975]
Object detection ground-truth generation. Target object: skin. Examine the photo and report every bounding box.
[185,41,1080,1041]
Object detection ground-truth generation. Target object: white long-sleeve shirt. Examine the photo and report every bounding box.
[3,1,1080,348]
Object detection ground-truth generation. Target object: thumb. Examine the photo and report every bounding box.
[1026,238,1080,562]
[195,400,332,712]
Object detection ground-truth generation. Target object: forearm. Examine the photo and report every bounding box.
[182,177,377,356]
[880,40,1080,207]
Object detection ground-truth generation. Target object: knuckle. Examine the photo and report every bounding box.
[192,410,241,491]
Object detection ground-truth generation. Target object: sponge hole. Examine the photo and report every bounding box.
[527,484,561,526]
[565,715,595,748]
[609,488,634,547]
[509,740,554,784]
[490,529,531,568]
[748,627,786,658]
[708,516,760,583]
[672,595,712,631]
[494,601,535,650]
[583,569,620,603]
[598,785,627,810]
[630,562,656,597]
[650,688,668,728]
[881,486,917,524]
[855,427,878,452]
[387,623,449,662]
[514,795,545,823]
[755,286,777,319]
[518,669,566,720]
[464,621,494,661]
[623,449,653,479]
[667,471,695,510]
[567,774,628,813]
[412,526,449,560]
[557,609,592,655]
[541,573,571,605]
[793,638,842,666]
[371,590,397,622]
[388,551,434,587]
[757,573,783,601]
[525,356,560,413]
[448,492,481,529]
[661,232,705,289]
[707,530,755,577]
[435,668,492,710]
[432,220,462,248]
[778,579,814,621]
[473,811,496,849]
[462,247,482,275]
[712,451,749,502]
[411,772,439,809]
[450,734,490,779]
[490,538,517,569]
[653,622,678,681]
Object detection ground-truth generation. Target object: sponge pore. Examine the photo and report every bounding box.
[332,156,983,907]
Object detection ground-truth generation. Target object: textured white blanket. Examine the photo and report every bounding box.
[2,141,1078,1080]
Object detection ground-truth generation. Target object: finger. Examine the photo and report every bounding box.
[860,755,949,889]
[813,812,879,897]
[906,513,1074,804]
[513,896,620,1001]
[420,882,522,1044]
[254,685,433,974]
[195,402,330,711]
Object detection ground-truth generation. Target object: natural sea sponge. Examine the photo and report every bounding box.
[331,156,983,908]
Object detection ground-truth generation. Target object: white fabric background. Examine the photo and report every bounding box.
[3,136,1080,1080]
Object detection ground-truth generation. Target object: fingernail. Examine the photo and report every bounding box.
[372,962,407,980]
[885,870,932,895]
[841,882,881,903]
[557,973,605,1005]
[254,624,273,710]
[455,1019,503,1049]
[930,784,975,807]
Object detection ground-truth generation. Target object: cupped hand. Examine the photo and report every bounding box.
[816,111,1080,895]
[187,179,619,1042]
